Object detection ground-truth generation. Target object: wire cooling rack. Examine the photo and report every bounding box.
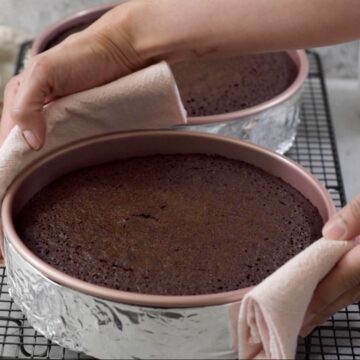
[0,45,357,359]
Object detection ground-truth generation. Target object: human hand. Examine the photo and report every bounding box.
[2,0,360,151]
[0,1,147,150]
[301,194,360,335]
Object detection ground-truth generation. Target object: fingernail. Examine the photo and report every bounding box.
[322,215,347,240]
[22,130,40,150]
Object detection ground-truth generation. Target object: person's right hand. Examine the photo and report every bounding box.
[301,194,360,335]
[0,1,147,150]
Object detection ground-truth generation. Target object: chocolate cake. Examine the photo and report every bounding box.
[16,154,323,296]
[172,52,298,116]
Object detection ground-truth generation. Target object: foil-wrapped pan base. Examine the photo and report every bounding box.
[5,238,239,359]
[182,89,302,154]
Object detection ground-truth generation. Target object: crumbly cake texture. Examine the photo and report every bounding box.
[172,52,298,116]
[16,154,323,296]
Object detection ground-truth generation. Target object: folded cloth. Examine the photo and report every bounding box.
[0,61,187,264]
[238,237,356,359]
[0,26,29,114]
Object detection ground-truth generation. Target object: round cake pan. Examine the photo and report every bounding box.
[31,4,309,154]
[183,50,308,154]
[31,3,117,55]
[2,131,334,359]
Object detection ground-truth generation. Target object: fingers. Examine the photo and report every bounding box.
[323,193,360,240]
[10,55,53,150]
[301,245,360,335]
[0,7,144,150]
[1,39,104,150]
[1,52,61,150]
[0,75,22,145]
[301,285,360,336]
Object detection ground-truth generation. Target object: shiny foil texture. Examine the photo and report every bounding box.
[183,88,303,154]
[5,238,240,359]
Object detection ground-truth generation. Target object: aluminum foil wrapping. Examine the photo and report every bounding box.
[181,87,303,154]
[5,238,240,359]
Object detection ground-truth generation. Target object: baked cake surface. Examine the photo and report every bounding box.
[16,154,323,295]
[172,52,298,116]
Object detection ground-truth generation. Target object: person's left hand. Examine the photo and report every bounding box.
[0,1,148,149]
[301,194,360,336]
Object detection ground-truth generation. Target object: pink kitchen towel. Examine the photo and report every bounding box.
[238,237,356,359]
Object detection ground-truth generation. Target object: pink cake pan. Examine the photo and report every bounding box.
[2,131,334,359]
[31,3,117,55]
[31,4,309,154]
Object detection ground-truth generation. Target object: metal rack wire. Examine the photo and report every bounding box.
[0,46,357,359]
[292,51,360,360]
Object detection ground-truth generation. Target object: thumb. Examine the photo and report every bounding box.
[322,193,360,240]
[10,54,51,150]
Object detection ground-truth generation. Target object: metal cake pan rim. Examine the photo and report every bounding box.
[2,130,335,308]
